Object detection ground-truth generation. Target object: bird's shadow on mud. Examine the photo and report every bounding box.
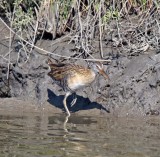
[47,89,109,114]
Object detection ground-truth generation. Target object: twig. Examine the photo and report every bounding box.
[29,14,39,54]
[0,17,111,63]
[99,0,104,58]
[7,5,15,80]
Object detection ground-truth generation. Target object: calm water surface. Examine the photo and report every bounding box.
[0,111,160,157]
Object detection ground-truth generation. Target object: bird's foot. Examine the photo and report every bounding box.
[71,97,77,107]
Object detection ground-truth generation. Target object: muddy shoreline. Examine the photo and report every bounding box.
[0,21,160,117]
[0,97,146,117]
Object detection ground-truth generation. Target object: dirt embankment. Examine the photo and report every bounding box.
[0,21,160,117]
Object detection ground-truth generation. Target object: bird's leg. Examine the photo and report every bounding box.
[63,115,70,132]
[71,93,77,107]
[63,91,71,116]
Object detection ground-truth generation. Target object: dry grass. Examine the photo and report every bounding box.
[0,0,160,65]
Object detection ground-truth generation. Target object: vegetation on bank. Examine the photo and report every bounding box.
[0,0,160,60]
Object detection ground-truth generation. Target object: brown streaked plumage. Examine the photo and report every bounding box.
[48,59,109,116]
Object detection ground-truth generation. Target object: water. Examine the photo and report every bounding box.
[0,111,160,157]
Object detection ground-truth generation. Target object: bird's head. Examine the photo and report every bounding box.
[90,62,109,80]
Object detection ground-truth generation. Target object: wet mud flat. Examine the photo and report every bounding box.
[0,98,103,116]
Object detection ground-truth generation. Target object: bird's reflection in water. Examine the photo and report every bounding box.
[63,114,76,143]
[62,114,90,152]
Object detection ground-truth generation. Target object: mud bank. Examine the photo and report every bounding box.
[1,47,160,116]
[0,25,160,117]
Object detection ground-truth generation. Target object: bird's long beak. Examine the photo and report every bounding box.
[99,69,109,80]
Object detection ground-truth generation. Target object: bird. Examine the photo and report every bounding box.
[47,59,109,116]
